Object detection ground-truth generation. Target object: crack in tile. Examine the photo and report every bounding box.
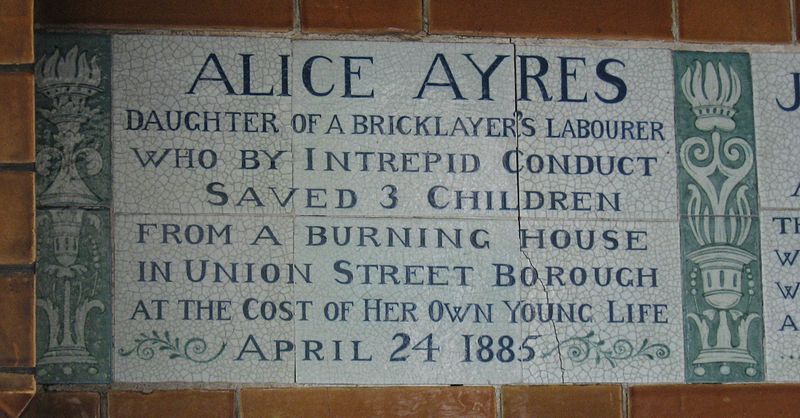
[511,41,565,383]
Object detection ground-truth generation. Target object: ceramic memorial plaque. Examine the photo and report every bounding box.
[32,32,790,385]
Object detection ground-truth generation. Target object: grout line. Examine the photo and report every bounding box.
[234,388,242,418]
[791,0,797,44]
[672,0,680,42]
[294,0,302,34]
[495,386,502,418]
[422,0,430,35]
[0,264,35,275]
[0,64,34,73]
[622,384,629,418]
[100,391,109,418]
[0,367,36,374]
[108,207,687,223]
[0,163,35,171]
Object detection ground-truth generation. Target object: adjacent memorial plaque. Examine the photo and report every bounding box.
[753,53,800,381]
[36,32,793,384]
[754,53,800,211]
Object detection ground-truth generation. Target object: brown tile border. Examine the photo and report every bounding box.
[502,385,622,418]
[13,385,800,417]
[429,0,672,40]
[0,0,33,64]
[241,386,496,418]
[34,0,293,30]
[21,391,100,418]
[0,373,35,418]
[0,272,35,368]
[629,384,800,418]
[108,390,235,418]
[0,73,34,164]
[678,0,792,43]
[301,0,422,34]
[0,171,34,266]
[23,0,800,43]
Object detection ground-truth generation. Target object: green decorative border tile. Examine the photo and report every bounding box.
[35,33,112,208]
[673,51,765,382]
[35,208,112,383]
[34,32,113,384]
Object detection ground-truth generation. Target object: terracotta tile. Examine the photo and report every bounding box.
[0,272,34,368]
[0,171,34,265]
[21,391,99,418]
[0,373,35,418]
[0,73,34,164]
[241,387,495,418]
[108,391,234,418]
[301,0,421,34]
[679,0,791,43]
[629,384,800,418]
[0,0,32,64]
[242,388,328,417]
[34,0,292,30]
[502,385,622,418]
[429,0,672,40]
